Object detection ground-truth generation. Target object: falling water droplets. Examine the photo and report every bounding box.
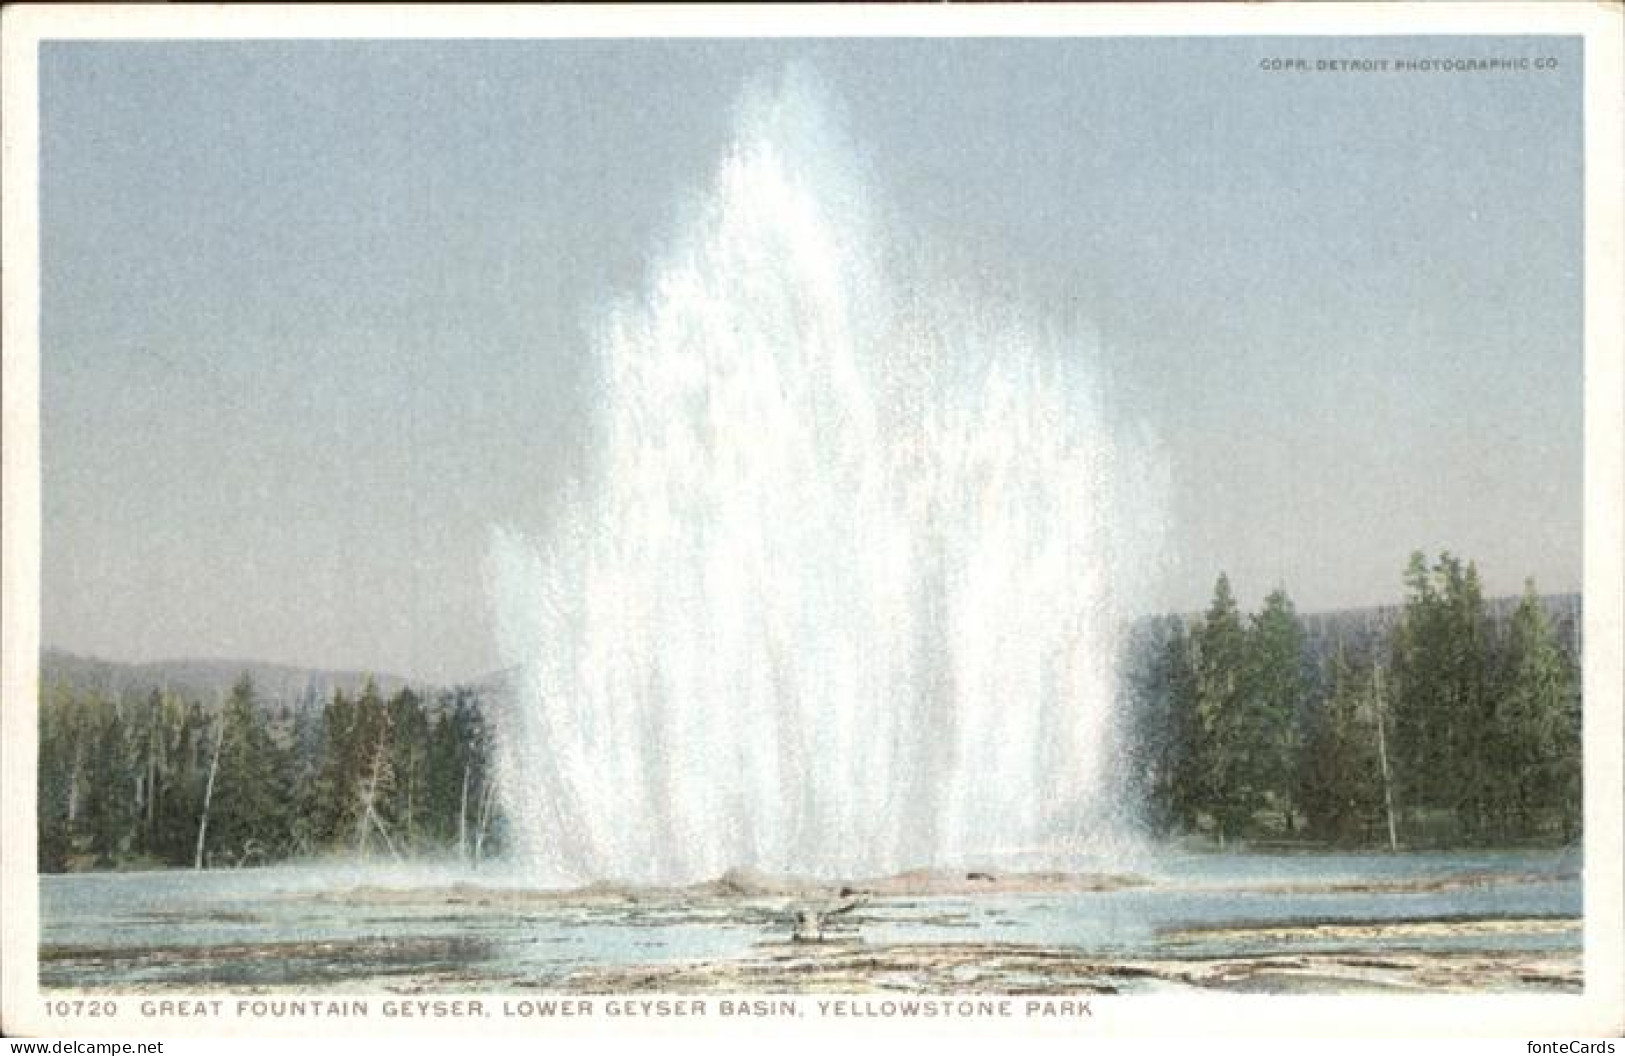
[485,71,1154,886]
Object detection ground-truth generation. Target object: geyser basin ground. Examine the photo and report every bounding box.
[40,850,1580,994]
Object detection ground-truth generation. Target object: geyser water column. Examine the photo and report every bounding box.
[486,73,1148,886]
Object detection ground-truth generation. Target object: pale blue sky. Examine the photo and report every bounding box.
[41,38,1584,681]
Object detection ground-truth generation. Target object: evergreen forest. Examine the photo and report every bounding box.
[1130,551,1581,848]
[37,550,1581,872]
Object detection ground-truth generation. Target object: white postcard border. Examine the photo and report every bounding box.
[3,1,1620,1039]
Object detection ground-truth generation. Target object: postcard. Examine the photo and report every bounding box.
[2,2,1621,1041]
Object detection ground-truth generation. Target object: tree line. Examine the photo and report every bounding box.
[37,677,502,872]
[1130,551,1581,848]
[38,548,1581,870]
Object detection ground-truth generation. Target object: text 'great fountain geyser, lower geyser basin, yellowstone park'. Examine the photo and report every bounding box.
[485,72,1160,887]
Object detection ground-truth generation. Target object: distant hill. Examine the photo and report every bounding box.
[1294,592,1581,662]
[41,591,1580,713]
[38,649,432,712]
[1125,592,1582,681]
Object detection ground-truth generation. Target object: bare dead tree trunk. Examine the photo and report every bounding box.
[458,762,471,863]
[1374,664,1399,852]
[194,718,226,870]
[145,748,156,833]
[66,739,83,825]
[367,809,403,861]
[472,779,495,864]
[404,751,418,852]
[146,697,160,837]
[356,728,390,858]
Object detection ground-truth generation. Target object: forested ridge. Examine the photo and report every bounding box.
[1128,551,1581,848]
[38,549,1581,872]
[37,678,502,872]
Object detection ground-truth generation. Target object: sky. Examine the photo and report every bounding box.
[39,37,1584,683]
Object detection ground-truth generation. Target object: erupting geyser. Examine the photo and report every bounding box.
[486,73,1154,886]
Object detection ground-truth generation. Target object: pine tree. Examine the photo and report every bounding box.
[1449,558,1493,839]
[1494,580,1581,841]
[155,700,212,865]
[285,696,324,859]
[126,688,189,863]
[1247,588,1309,832]
[82,694,133,865]
[311,688,360,848]
[1391,551,1492,843]
[1142,619,1201,835]
[424,690,496,859]
[1392,551,1444,817]
[386,688,430,853]
[1194,573,1253,845]
[349,679,397,858]
[209,675,293,866]
[1299,647,1383,845]
[36,682,80,871]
